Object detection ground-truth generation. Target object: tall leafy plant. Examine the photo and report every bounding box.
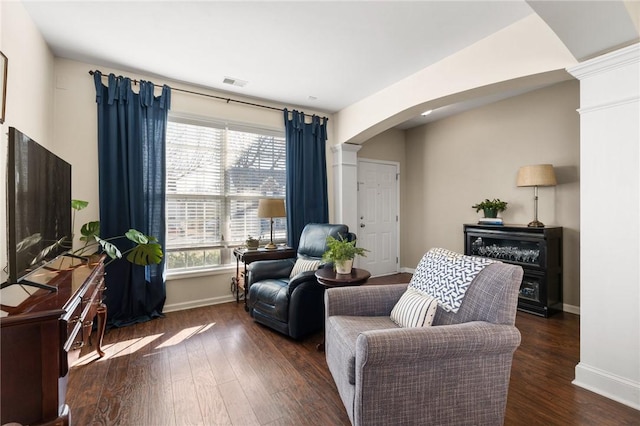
[70,199,163,266]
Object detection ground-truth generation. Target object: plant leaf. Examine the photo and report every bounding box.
[125,229,149,245]
[29,236,67,266]
[16,233,42,253]
[80,221,101,241]
[71,199,89,211]
[126,242,163,265]
[96,236,122,260]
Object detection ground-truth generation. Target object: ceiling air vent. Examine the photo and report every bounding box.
[223,77,248,87]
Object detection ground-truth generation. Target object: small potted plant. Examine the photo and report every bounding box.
[322,234,368,274]
[472,198,508,218]
[245,235,260,250]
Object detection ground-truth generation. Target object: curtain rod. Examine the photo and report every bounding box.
[88,70,328,121]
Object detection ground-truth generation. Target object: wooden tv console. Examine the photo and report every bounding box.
[0,255,106,426]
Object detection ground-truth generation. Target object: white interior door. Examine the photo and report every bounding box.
[356,160,399,276]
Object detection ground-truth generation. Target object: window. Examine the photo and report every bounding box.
[165,116,286,272]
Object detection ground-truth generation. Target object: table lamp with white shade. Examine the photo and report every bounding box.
[516,164,557,227]
[258,198,286,249]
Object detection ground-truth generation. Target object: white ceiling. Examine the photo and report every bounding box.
[21,1,640,127]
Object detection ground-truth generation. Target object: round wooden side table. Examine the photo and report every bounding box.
[315,267,371,288]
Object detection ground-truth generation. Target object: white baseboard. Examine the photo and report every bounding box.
[163,294,236,313]
[563,303,580,315]
[400,267,415,274]
[573,362,640,411]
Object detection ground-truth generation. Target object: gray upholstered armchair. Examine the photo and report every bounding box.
[324,262,523,426]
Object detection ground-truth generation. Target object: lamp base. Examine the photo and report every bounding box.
[527,220,545,228]
[264,241,277,250]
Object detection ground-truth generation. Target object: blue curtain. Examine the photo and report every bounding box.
[284,109,329,249]
[93,71,170,327]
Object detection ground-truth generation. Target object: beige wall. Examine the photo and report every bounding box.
[51,58,333,311]
[358,127,406,165]
[403,80,580,308]
[0,1,56,284]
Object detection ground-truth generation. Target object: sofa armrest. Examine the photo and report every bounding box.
[247,258,295,285]
[357,321,521,366]
[325,283,408,317]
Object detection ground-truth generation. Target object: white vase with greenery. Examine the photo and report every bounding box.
[322,235,368,275]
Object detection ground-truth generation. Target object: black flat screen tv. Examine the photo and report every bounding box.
[4,127,72,289]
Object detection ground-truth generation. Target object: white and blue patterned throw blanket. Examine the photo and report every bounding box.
[409,248,497,313]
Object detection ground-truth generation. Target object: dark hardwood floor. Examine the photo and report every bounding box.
[68,274,640,425]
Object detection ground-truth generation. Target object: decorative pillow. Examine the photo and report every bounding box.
[390,287,438,328]
[409,247,496,313]
[290,258,321,278]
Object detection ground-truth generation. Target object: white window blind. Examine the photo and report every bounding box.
[166,117,286,272]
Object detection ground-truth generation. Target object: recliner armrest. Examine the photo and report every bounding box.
[325,283,408,317]
[247,258,295,285]
[288,270,320,295]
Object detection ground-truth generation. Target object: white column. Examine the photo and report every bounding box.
[330,143,362,233]
[568,43,640,410]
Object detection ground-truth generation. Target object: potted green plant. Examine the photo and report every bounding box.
[68,199,163,266]
[245,235,260,250]
[472,198,508,218]
[322,234,368,274]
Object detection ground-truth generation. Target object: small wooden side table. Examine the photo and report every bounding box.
[232,246,296,308]
[315,267,371,288]
[315,267,371,350]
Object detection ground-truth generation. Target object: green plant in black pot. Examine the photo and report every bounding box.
[472,198,508,218]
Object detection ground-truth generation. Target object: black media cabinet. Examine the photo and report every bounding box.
[464,224,563,317]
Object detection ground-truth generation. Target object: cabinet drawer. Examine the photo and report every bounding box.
[64,299,84,352]
[80,278,105,344]
[63,275,104,352]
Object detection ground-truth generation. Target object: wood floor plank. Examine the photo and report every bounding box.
[65,274,640,426]
[93,365,133,425]
[144,350,177,426]
[172,376,205,426]
[122,361,155,425]
[194,380,232,426]
[199,330,237,385]
[256,324,349,417]
[185,339,233,425]
[219,334,291,425]
[219,380,261,426]
[234,324,307,395]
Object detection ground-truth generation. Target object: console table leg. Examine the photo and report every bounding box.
[96,303,107,358]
